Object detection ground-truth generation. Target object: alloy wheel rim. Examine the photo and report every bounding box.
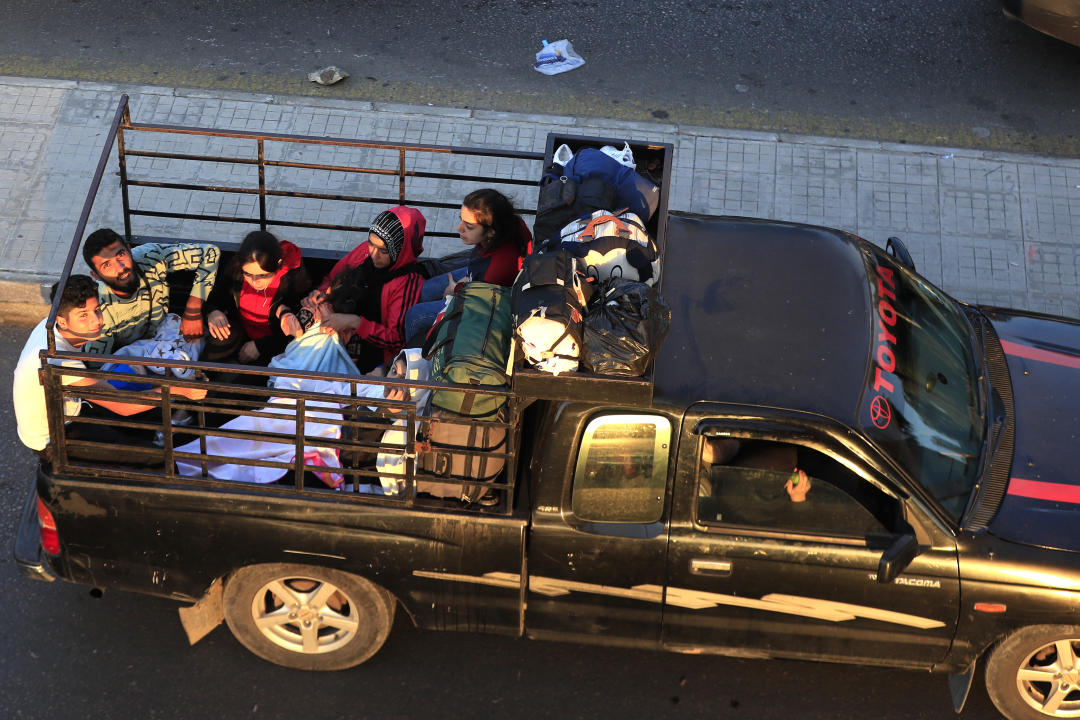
[1016,639,1080,717]
[250,576,361,654]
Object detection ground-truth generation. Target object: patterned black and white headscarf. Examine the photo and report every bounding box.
[369,210,405,263]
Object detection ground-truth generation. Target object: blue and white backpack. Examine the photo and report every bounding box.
[555,209,660,285]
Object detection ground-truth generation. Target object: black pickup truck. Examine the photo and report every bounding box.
[15,96,1080,720]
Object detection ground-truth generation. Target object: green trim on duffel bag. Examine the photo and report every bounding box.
[424,282,512,417]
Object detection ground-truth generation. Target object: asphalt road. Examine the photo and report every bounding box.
[2,0,1079,156]
[0,321,1005,720]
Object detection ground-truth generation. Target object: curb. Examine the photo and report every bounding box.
[0,274,54,324]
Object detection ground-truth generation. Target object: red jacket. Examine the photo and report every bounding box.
[319,206,425,365]
[465,218,533,287]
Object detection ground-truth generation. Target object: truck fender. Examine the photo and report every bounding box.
[178,577,224,645]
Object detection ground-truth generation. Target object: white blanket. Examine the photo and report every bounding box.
[174,376,361,486]
[175,329,366,487]
[104,313,204,378]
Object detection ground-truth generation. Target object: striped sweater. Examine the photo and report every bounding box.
[85,242,220,355]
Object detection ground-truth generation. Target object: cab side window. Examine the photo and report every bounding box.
[572,414,671,523]
[696,437,898,537]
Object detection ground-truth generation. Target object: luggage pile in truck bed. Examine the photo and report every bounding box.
[511,134,674,403]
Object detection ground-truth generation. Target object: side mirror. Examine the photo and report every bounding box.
[886,236,916,271]
[877,533,918,583]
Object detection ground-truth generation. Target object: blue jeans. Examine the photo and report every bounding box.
[404,266,468,342]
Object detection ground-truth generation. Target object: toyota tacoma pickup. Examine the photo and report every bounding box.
[15,96,1080,720]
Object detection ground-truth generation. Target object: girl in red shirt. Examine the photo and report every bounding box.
[403,189,532,341]
[204,231,310,365]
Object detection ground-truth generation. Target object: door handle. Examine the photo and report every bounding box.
[690,558,732,577]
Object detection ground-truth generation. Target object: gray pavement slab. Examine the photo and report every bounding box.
[0,75,1077,319]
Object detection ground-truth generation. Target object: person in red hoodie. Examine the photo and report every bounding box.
[204,230,311,365]
[301,206,425,372]
[403,188,531,340]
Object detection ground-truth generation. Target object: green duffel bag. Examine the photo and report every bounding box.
[422,282,512,418]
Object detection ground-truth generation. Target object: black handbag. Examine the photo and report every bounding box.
[534,176,618,250]
[537,173,577,214]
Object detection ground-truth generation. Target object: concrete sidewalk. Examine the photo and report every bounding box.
[1,74,1078,321]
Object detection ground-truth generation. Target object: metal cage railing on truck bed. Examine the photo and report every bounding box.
[113,95,543,243]
[38,95,542,514]
[41,356,519,511]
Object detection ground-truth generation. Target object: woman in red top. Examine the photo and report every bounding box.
[301,206,426,372]
[403,188,532,341]
[204,230,310,365]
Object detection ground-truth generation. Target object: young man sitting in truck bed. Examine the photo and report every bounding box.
[13,275,209,461]
[81,228,221,355]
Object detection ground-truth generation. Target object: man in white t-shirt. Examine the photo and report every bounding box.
[13,275,207,458]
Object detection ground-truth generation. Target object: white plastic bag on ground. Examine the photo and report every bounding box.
[534,39,585,75]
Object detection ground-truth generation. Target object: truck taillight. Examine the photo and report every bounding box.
[36,497,60,555]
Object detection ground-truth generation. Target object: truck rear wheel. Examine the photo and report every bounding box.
[223,563,394,671]
[986,625,1080,719]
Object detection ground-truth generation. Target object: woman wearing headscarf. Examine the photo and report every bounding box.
[303,206,426,372]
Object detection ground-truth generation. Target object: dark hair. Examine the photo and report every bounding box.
[82,228,126,269]
[326,266,368,315]
[463,189,524,255]
[51,274,99,318]
[231,230,283,279]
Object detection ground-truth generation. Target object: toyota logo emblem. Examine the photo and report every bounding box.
[870,395,892,429]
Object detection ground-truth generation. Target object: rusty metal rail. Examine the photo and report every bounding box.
[38,95,535,513]
[113,97,543,241]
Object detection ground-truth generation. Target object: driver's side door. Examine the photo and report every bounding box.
[663,411,960,667]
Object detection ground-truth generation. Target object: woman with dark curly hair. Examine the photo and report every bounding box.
[403,188,532,340]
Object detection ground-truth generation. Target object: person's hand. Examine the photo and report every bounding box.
[785,469,811,503]
[181,315,205,341]
[181,307,205,340]
[181,297,205,340]
[384,386,408,413]
[441,272,457,299]
[301,289,326,313]
[238,340,260,364]
[207,310,231,341]
[280,312,303,338]
[443,273,471,299]
[314,300,334,323]
[320,313,360,335]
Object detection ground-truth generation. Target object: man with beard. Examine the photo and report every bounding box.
[81,228,220,354]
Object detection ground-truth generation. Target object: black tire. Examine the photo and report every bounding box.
[985,625,1080,720]
[223,563,395,671]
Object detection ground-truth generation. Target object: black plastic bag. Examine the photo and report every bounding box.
[582,279,671,376]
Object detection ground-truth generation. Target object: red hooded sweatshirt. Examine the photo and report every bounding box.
[319,206,426,367]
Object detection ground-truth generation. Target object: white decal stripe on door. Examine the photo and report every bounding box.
[411,571,945,629]
[762,593,946,629]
